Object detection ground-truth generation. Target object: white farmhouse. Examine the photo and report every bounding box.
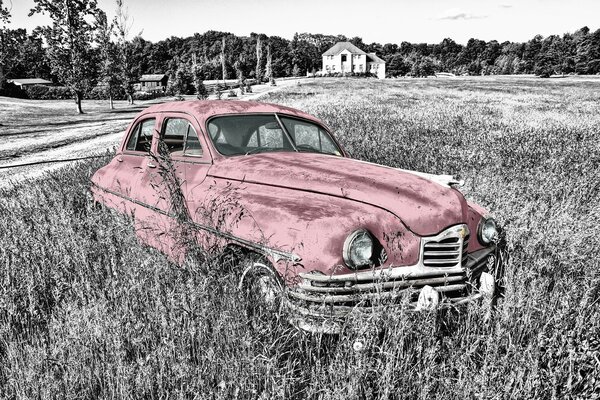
[322,42,386,79]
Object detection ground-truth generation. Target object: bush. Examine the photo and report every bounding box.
[132,91,155,101]
[87,86,127,100]
[25,85,72,100]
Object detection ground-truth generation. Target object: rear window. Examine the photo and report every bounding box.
[125,118,156,152]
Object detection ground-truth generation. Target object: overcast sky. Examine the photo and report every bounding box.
[4,0,599,45]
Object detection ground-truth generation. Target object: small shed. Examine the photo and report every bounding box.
[135,74,168,92]
[7,78,53,88]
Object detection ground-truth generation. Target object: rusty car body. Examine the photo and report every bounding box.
[91,100,503,331]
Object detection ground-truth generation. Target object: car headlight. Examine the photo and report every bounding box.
[478,217,498,245]
[343,229,373,269]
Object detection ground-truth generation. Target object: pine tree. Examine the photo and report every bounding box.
[265,42,272,81]
[193,63,208,99]
[95,10,121,109]
[255,35,262,82]
[30,0,100,114]
[220,36,226,83]
[114,0,140,104]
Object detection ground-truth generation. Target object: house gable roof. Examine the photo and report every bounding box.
[8,78,53,85]
[366,53,385,64]
[139,74,167,82]
[323,42,367,56]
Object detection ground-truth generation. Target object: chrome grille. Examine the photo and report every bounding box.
[422,225,469,268]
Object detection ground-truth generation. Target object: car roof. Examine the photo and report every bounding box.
[139,100,323,126]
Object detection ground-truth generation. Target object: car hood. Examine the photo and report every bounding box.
[208,152,468,236]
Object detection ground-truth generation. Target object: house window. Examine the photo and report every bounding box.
[341,54,347,62]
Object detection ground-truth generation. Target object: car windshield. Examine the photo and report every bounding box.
[207,114,343,156]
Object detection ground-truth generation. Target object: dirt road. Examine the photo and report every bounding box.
[0,78,301,187]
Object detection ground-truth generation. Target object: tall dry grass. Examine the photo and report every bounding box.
[1,77,599,398]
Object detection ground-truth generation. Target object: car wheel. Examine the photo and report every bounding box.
[238,254,284,326]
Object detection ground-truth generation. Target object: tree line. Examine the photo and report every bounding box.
[1,0,600,112]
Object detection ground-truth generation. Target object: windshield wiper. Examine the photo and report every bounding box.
[244,147,291,156]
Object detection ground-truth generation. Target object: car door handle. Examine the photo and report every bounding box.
[116,156,123,162]
[147,161,157,168]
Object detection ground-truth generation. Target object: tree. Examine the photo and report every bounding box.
[192,62,208,99]
[0,0,13,89]
[172,61,193,95]
[220,36,226,83]
[114,0,140,104]
[0,0,9,22]
[255,34,262,82]
[31,0,100,114]
[265,41,272,81]
[387,54,410,77]
[95,10,121,109]
[411,56,436,77]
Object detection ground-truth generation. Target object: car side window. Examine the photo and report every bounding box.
[125,118,156,152]
[280,117,341,155]
[162,118,203,157]
[183,125,203,157]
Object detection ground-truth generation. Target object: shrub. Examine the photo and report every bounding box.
[25,85,72,100]
[132,91,156,101]
[87,86,127,100]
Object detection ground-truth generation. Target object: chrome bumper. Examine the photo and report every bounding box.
[286,246,501,326]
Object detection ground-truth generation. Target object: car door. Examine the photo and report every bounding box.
[95,116,156,215]
[134,113,212,259]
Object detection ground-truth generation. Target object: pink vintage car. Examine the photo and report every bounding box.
[91,100,503,330]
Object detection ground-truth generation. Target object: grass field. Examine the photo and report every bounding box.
[1,77,599,398]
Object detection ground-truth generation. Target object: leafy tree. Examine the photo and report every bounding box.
[0,0,9,22]
[574,27,591,74]
[387,54,410,77]
[12,28,51,79]
[0,30,23,89]
[0,0,14,89]
[268,35,291,77]
[411,56,436,77]
[31,0,100,114]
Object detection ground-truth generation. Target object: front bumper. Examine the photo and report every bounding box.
[286,246,502,332]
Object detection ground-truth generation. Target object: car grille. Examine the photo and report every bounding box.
[422,227,470,268]
[290,225,479,316]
